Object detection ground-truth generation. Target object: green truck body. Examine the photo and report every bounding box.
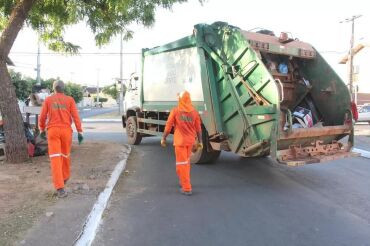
[123,22,356,165]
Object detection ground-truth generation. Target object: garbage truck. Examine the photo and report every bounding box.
[122,22,357,166]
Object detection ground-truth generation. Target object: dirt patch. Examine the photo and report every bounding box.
[0,141,125,246]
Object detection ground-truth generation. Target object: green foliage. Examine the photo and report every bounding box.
[103,84,118,100]
[9,70,32,101]
[1,0,189,53]
[94,97,108,103]
[64,83,83,103]
[8,70,83,103]
[40,79,54,92]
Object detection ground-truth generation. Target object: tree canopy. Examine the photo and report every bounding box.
[103,84,119,100]
[1,0,187,53]
[0,0,191,163]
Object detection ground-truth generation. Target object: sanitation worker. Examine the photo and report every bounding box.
[39,80,83,198]
[161,91,203,196]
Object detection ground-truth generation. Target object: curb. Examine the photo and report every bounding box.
[74,145,131,246]
[353,148,370,159]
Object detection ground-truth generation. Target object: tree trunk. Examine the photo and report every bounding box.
[0,62,29,163]
[0,0,37,163]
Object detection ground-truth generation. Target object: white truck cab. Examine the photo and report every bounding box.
[123,73,140,117]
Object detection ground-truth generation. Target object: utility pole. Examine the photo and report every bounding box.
[119,32,124,115]
[36,36,41,86]
[340,15,362,102]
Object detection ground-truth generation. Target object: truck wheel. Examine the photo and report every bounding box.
[190,145,220,164]
[190,126,221,164]
[126,116,142,145]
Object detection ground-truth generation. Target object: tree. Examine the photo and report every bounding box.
[65,83,83,104]
[94,97,108,103]
[103,84,119,101]
[0,0,187,163]
[10,70,32,101]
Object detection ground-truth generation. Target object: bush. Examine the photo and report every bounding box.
[94,97,108,103]
[9,70,83,103]
[10,70,32,101]
[65,83,83,103]
[103,84,118,100]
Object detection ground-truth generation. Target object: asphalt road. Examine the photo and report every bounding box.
[24,106,118,126]
[79,106,118,119]
[90,125,370,246]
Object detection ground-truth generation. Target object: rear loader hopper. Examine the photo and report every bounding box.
[123,22,357,166]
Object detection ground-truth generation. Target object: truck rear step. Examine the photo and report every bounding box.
[277,125,358,166]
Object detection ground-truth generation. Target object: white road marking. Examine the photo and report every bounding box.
[74,145,131,246]
[353,148,370,159]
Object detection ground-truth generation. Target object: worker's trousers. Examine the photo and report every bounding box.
[175,146,192,192]
[47,127,72,189]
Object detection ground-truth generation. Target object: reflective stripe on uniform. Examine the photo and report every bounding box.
[176,160,189,165]
[49,153,70,158]
[61,153,70,158]
[49,153,62,158]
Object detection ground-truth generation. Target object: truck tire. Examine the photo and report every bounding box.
[190,145,221,164]
[126,116,142,145]
[190,126,221,164]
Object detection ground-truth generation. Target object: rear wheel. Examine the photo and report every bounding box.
[190,126,221,164]
[126,116,142,145]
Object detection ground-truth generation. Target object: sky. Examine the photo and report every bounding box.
[8,0,370,90]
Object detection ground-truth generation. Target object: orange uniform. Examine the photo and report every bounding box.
[164,92,201,192]
[39,93,82,189]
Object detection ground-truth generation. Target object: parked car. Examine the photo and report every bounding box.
[358,105,370,124]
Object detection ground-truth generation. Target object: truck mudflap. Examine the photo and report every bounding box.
[277,140,359,167]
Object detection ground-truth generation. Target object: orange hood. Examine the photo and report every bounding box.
[178,91,195,112]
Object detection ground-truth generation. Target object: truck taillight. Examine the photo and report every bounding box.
[351,101,358,121]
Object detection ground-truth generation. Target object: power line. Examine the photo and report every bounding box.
[9,51,141,56]
[319,50,347,54]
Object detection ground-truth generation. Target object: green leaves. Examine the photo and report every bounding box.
[102,83,119,100]
[9,70,32,101]
[9,69,84,103]
[64,82,83,103]
[1,0,189,52]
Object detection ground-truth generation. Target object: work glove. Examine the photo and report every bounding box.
[40,131,46,140]
[78,132,84,145]
[160,138,167,147]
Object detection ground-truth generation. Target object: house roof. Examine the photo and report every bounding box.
[83,87,101,94]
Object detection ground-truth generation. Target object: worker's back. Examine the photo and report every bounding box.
[39,93,82,131]
[167,108,201,146]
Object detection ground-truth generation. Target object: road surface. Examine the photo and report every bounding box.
[85,123,370,246]
[79,106,118,119]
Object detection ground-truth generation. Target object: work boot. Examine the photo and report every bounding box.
[57,188,68,198]
[180,189,192,196]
